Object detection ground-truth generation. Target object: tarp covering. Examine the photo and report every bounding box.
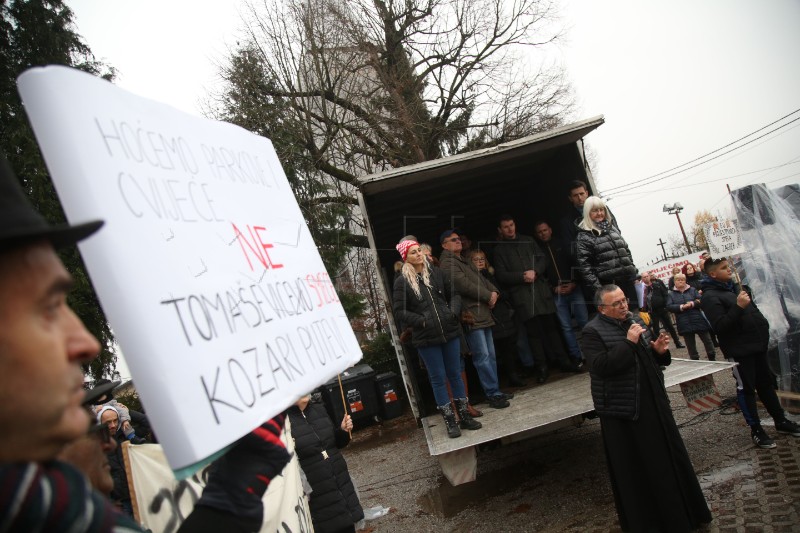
[731,183,800,398]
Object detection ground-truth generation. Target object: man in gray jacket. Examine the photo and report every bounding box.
[439,230,510,408]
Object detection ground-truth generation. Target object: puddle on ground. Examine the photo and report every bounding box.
[697,462,752,485]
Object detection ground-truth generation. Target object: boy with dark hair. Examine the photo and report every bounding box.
[700,257,800,448]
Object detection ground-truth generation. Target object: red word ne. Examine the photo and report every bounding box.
[232,223,284,271]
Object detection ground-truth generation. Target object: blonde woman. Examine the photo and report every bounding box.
[576,196,639,309]
[392,238,481,438]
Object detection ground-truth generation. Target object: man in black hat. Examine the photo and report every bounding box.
[0,153,144,531]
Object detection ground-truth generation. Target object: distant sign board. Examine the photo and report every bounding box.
[643,252,699,282]
[704,219,745,256]
[18,66,362,471]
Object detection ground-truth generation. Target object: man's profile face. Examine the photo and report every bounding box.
[568,186,588,208]
[441,233,462,254]
[498,219,516,240]
[0,242,101,462]
[58,421,117,495]
[641,273,651,284]
[534,223,552,243]
[599,288,629,320]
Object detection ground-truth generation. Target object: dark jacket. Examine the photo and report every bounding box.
[666,287,710,334]
[107,431,130,508]
[492,234,556,321]
[288,403,363,533]
[700,278,770,359]
[479,268,517,340]
[537,237,579,287]
[439,249,497,329]
[575,225,637,292]
[581,313,670,420]
[643,278,669,311]
[393,265,462,347]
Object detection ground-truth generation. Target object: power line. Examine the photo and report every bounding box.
[599,108,800,196]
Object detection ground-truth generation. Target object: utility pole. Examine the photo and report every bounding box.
[663,202,692,254]
[656,238,668,261]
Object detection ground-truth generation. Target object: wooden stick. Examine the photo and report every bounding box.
[337,374,351,438]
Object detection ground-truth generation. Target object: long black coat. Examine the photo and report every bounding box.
[575,226,637,292]
[667,287,711,334]
[392,265,462,347]
[580,313,712,532]
[288,403,364,533]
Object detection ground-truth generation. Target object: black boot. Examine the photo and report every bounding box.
[536,364,549,384]
[438,403,461,438]
[454,398,482,430]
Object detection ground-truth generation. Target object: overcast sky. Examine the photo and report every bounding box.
[67,0,799,377]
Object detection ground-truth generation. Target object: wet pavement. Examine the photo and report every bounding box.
[346,373,800,532]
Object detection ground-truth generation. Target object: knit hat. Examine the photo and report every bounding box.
[396,239,419,262]
[96,405,120,425]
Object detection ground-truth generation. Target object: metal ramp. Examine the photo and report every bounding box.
[421,358,735,485]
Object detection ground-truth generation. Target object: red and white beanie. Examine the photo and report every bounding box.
[396,240,419,262]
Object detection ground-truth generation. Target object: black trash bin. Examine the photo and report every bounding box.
[318,364,378,426]
[374,371,403,420]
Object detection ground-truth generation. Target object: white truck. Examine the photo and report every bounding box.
[355,116,734,485]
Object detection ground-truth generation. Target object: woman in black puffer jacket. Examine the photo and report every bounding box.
[288,395,363,533]
[576,196,639,308]
[392,238,480,439]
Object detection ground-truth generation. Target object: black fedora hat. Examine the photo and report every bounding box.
[84,379,121,405]
[0,152,103,250]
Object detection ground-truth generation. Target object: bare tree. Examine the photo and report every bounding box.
[228,0,574,184]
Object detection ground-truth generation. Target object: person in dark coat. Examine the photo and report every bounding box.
[700,257,800,449]
[493,215,579,384]
[96,406,134,517]
[288,395,363,533]
[641,272,684,347]
[682,263,703,292]
[392,238,481,438]
[575,196,639,310]
[467,249,526,387]
[666,273,716,360]
[581,285,712,533]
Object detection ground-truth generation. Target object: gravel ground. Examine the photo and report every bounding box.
[342,348,800,532]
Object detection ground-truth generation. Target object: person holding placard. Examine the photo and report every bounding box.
[392,238,482,438]
[288,394,363,533]
[700,256,800,449]
[0,153,144,531]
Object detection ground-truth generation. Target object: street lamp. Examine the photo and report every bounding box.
[663,202,692,254]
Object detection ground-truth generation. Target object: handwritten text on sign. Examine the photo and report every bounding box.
[704,219,745,256]
[18,66,362,470]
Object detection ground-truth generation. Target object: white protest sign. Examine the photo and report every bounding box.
[126,419,313,533]
[703,219,745,256]
[18,66,362,471]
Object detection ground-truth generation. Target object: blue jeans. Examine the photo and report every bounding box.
[417,337,465,406]
[554,290,589,362]
[465,327,501,397]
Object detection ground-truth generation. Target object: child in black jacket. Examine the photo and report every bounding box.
[701,257,800,449]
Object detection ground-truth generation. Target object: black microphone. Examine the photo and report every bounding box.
[623,312,650,350]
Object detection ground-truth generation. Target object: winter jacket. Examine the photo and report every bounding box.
[581,312,670,420]
[666,287,710,335]
[479,268,517,340]
[288,403,364,533]
[643,278,670,311]
[700,278,770,359]
[439,249,497,329]
[492,234,557,321]
[393,265,462,347]
[575,226,637,292]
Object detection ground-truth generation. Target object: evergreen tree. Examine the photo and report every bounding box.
[1,0,117,379]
